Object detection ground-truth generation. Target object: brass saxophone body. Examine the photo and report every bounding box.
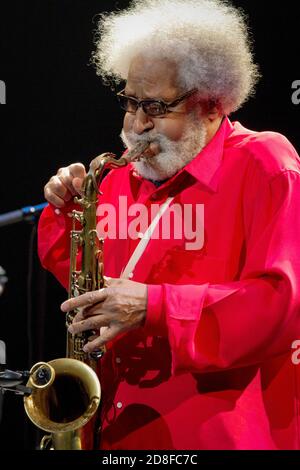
[23,141,149,449]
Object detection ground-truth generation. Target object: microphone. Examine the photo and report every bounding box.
[0,368,32,396]
[0,342,32,396]
[0,202,47,228]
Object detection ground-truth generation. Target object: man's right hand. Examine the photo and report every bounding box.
[44,163,87,208]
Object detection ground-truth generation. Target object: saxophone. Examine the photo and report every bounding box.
[23,141,149,450]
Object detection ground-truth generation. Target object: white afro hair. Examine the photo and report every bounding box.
[92,0,260,114]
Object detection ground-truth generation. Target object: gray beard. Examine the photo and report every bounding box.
[120,116,207,182]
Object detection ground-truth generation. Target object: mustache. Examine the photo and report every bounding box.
[121,129,164,148]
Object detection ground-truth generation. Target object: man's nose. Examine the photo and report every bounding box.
[132,107,154,134]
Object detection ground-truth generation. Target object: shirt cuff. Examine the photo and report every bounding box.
[144,284,167,335]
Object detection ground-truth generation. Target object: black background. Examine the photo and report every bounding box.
[0,0,299,450]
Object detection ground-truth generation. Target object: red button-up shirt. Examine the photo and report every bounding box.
[38,117,300,449]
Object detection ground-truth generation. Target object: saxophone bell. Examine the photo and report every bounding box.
[24,358,101,449]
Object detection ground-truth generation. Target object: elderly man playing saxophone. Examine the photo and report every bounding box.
[38,0,300,450]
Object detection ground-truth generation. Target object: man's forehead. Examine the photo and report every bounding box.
[126,55,180,98]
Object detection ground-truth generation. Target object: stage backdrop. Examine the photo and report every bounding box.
[0,0,299,449]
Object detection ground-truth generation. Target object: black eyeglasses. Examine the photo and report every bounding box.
[116,88,197,117]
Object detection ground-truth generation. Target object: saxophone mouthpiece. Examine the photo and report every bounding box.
[125,141,150,163]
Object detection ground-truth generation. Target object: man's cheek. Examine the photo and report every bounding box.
[156,120,184,142]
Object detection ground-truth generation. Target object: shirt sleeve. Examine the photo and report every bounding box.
[146,169,300,374]
[38,202,77,290]
[37,171,112,289]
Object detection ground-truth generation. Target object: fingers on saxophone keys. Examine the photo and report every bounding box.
[73,308,85,323]
[83,325,120,353]
[73,308,96,323]
[44,185,66,208]
[88,333,99,342]
[68,314,109,335]
[61,288,108,312]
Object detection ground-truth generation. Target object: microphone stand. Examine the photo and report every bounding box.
[0,204,47,398]
[0,367,32,396]
[0,203,47,228]
[0,204,47,446]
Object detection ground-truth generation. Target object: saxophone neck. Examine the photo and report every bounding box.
[88,141,150,187]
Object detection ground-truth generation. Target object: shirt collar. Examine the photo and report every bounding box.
[130,116,234,195]
[184,116,234,192]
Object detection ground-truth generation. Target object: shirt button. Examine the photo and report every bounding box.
[54,208,61,215]
[115,357,121,364]
[116,402,123,409]
[138,232,144,239]
[151,193,159,200]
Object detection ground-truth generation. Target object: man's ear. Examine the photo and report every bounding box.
[194,99,221,122]
[207,105,221,122]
